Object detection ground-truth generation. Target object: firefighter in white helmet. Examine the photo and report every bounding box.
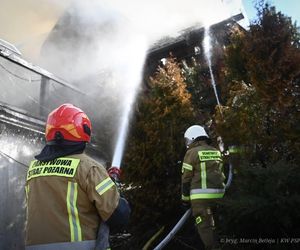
[181,125,225,250]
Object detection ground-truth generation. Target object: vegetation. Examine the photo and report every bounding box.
[122,57,196,249]
[215,3,300,250]
[120,2,300,250]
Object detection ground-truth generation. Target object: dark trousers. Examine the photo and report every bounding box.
[191,200,220,250]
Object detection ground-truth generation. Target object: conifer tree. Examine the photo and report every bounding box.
[216,3,300,162]
[123,56,195,248]
[213,3,300,245]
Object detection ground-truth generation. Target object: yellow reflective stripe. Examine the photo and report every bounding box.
[73,183,82,241]
[27,158,80,181]
[95,177,115,195]
[181,194,190,201]
[198,150,222,161]
[25,184,30,223]
[67,182,74,241]
[25,185,29,201]
[190,193,224,199]
[182,163,193,171]
[200,162,207,189]
[196,216,202,224]
[67,182,82,242]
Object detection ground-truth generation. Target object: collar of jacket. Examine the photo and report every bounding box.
[35,142,86,162]
[188,140,207,149]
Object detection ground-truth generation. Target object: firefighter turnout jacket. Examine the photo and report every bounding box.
[25,153,120,249]
[181,141,225,202]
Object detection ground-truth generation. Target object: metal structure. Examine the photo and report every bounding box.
[144,13,244,79]
[0,39,22,57]
[0,104,44,250]
[0,44,86,249]
[0,41,84,117]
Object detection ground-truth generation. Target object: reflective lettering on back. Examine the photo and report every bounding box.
[198,150,222,161]
[27,158,80,181]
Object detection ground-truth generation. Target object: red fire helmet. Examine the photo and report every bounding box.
[45,103,92,142]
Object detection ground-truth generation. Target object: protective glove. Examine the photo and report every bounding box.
[181,201,190,211]
[108,166,121,185]
[106,197,131,232]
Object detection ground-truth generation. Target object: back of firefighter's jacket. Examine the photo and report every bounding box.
[181,141,225,202]
[25,153,119,249]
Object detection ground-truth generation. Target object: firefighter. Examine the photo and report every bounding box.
[25,103,130,250]
[181,125,225,250]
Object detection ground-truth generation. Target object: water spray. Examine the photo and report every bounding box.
[203,24,233,189]
[203,25,233,189]
[98,89,140,250]
[111,100,133,169]
[152,22,234,250]
[203,25,223,116]
[110,35,147,171]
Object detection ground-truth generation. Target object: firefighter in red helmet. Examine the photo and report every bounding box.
[25,104,130,250]
[45,103,92,142]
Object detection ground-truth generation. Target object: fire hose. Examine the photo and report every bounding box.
[153,162,233,250]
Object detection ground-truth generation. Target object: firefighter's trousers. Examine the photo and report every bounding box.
[191,200,220,250]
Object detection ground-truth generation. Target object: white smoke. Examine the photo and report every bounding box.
[0,0,245,62]
[100,0,231,42]
[0,0,244,162]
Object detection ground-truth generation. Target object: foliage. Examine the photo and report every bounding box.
[216,3,300,162]
[120,2,300,249]
[182,59,218,124]
[213,3,300,249]
[218,161,300,250]
[122,56,196,249]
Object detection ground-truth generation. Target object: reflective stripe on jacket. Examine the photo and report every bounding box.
[25,153,119,247]
[181,141,225,201]
[25,240,96,250]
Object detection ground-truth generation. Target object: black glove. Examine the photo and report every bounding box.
[106,197,131,232]
[181,201,190,211]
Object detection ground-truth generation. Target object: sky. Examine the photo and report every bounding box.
[242,0,300,26]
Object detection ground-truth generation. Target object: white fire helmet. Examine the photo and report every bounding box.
[184,125,209,147]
